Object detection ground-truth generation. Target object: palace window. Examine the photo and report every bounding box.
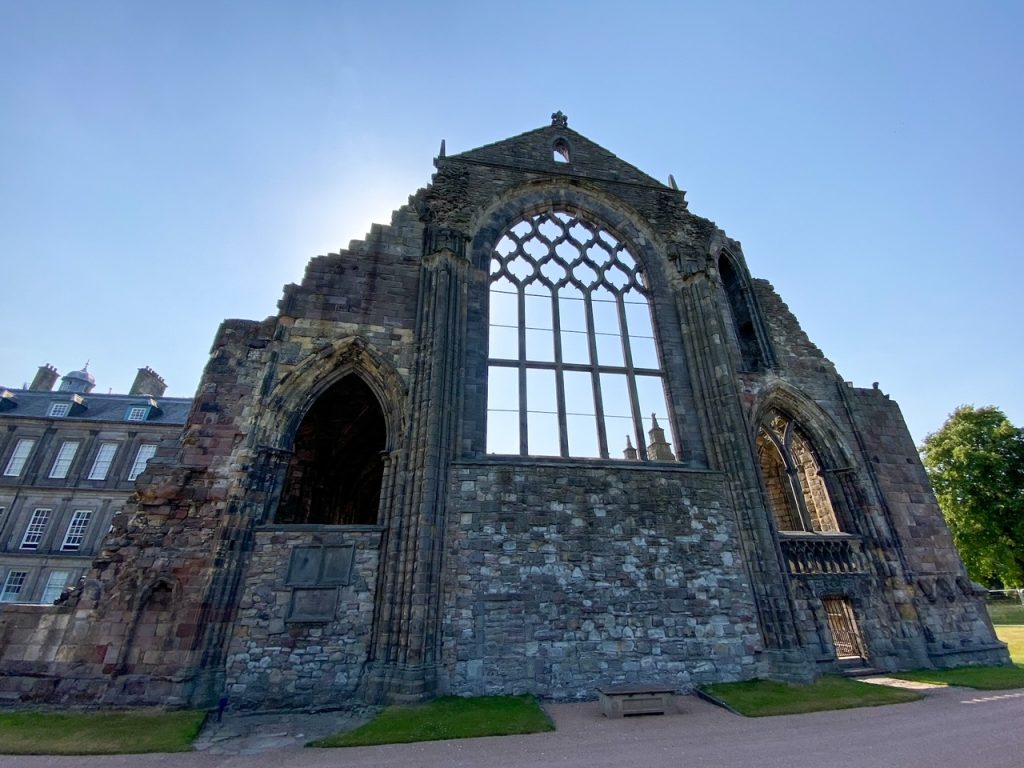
[20,508,51,550]
[48,402,72,418]
[487,210,673,460]
[1,571,28,603]
[3,438,35,477]
[40,570,71,604]
[88,442,118,480]
[126,406,150,422]
[48,441,80,479]
[61,509,93,551]
[128,443,158,481]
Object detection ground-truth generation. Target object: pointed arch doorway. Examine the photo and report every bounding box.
[276,375,387,526]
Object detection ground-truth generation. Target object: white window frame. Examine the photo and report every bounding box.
[20,508,51,550]
[48,402,72,418]
[128,443,158,481]
[1,570,28,603]
[3,438,36,477]
[61,509,93,551]
[48,441,80,479]
[87,442,119,480]
[126,406,150,422]
[40,570,72,604]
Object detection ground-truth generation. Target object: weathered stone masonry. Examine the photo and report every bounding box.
[0,115,1008,709]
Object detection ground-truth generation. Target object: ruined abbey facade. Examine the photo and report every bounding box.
[0,116,1008,709]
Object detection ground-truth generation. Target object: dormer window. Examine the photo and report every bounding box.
[126,406,150,422]
[0,389,16,412]
[49,402,72,418]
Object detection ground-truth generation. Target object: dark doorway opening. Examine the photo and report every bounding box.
[822,595,866,660]
[277,376,386,525]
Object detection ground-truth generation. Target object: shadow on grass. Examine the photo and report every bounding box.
[0,709,207,755]
[699,676,923,717]
[309,694,554,748]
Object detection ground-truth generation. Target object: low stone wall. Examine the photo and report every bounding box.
[222,526,382,709]
[441,460,762,698]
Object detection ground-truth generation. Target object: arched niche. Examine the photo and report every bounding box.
[276,375,387,525]
[718,253,765,372]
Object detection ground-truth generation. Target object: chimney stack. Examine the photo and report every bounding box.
[29,364,59,391]
[129,366,167,398]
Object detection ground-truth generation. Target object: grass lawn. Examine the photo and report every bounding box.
[699,676,922,717]
[0,709,206,755]
[987,603,1024,625]
[310,695,554,748]
[889,624,1024,690]
[995,624,1024,662]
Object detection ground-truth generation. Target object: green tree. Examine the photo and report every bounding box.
[920,406,1024,588]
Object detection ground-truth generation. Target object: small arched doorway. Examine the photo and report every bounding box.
[276,376,386,525]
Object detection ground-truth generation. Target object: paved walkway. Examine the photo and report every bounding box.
[5,685,1024,768]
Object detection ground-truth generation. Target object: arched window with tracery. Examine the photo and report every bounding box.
[756,410,840,533]
[486,209,674,461]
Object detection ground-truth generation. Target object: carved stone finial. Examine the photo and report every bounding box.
[439,139,446,158]
[647,413,675,461]
[623,434,638,461]
[551,110,568,128]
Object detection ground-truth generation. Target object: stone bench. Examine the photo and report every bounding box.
[598,684,676,718]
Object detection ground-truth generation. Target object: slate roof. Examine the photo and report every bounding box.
[0,387,192,425]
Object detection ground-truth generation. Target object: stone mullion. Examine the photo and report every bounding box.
[616,291,647,461]
[583,291,608,459]
[517,285,528,455]
[549,289,570,457]
[780,427,815,533]
[674,277,802,651]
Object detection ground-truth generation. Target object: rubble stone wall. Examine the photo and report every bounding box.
[441,461,762,698]
[223,527,383,709]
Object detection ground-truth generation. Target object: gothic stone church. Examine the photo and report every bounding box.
[0,115,1008,709]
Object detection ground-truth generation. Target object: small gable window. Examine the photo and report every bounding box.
[49,402,71,418]
[126,406,150,422]
[552,138,571,163]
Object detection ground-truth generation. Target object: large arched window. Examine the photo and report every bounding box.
[757,410,840,533]
[486,209,674,461]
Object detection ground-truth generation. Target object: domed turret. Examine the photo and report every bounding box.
[58,363,96,394]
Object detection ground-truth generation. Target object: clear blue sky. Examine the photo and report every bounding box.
[1,1,1021,444]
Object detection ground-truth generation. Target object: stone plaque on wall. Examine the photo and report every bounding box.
[287,545,354,586]
[289,588,337,622]
[287,547,322,585]
[321,545,354,585]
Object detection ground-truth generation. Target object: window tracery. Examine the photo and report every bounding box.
[486,209,673,460]
[757,410,839,533]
